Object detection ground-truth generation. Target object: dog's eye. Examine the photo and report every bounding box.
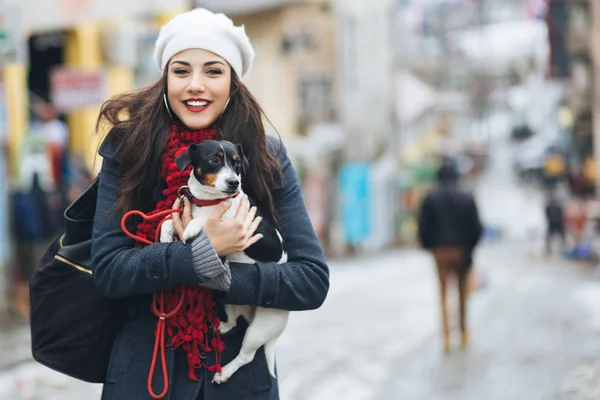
[209,158,220,165]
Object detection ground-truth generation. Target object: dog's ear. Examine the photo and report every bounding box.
[236,144,249,175]
[175,144,196,172]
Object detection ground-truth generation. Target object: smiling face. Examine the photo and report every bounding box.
[166,49,232,130]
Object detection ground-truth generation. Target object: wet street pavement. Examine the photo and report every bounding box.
[277,242,600,400]
[2,241,600,399]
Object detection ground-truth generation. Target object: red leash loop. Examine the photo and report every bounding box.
[120,209,181,245]
[147,289,186,399]
[120,208,184,399]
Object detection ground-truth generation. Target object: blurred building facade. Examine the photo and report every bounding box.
[591,0,600,192]
[333,0,400,251]
[547,0,600,195]
[563,0,594,193]
[198,0,339,140]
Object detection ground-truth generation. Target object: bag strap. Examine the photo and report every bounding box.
[63,179,99,246]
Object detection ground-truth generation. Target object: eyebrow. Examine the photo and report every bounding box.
[171,60,226,67]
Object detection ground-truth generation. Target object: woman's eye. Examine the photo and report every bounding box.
[174,69,188,75]
[209,158,220,165]
[207,69,222,75]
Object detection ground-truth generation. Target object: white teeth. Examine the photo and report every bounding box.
[186,100,209,107]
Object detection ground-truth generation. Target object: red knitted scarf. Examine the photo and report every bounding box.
[135,124,225,380]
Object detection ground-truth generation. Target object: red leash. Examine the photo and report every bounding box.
[120,208,185,399]
[120,209,180,246]
[116,126,224,398]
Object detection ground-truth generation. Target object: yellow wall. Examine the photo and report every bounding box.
[64,25,103,171]
[3,63,28,177]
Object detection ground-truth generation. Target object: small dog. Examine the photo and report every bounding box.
[160,140,288,384]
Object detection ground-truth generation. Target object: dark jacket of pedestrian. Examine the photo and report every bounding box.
[545,200,565,232]
[418,164,483,255]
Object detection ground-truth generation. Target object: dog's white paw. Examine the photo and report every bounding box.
[212,367,233,384]
[181,230,198,243]
[160,220,175,243]
[218,320,236,335]
[182,221,202,243]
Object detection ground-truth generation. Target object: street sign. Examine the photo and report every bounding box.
[339,162,371,245]
[50,67,108,112]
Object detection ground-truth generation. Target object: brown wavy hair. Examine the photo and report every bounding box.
[96,71,282,223]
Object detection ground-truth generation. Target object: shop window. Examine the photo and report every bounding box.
[28,32,67,104]
[298,76,335,132]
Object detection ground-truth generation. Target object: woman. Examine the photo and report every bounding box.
[91,8,329,400]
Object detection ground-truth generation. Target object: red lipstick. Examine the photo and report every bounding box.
[182,98,212,113]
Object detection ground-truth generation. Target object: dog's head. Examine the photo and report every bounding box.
[175,140,248,197]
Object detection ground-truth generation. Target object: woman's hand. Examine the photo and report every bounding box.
[171,195,263,256]
[204,195,263,257]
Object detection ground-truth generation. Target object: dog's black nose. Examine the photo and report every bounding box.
[226,178,239,190]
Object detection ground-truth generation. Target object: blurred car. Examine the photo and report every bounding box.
[510,115,535,141]
[513,129,568,184]
[511,123,534,141]
[512,135,548,182]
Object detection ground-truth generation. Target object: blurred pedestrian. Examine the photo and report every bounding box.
[541,147,565,190]
[34,103,68,188]
[418,160,483,352]
[11,173,51,319]
[544,191,566,256]
[565,199,586,253]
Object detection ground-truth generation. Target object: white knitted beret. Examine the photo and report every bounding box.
[153,8,255,78]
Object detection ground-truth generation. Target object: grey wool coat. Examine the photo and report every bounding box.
[91,131,329,400]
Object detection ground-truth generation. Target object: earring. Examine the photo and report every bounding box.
[163,94,174,120]
[220,98,231,118]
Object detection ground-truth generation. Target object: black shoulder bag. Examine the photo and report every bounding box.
[29,179,124,383]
